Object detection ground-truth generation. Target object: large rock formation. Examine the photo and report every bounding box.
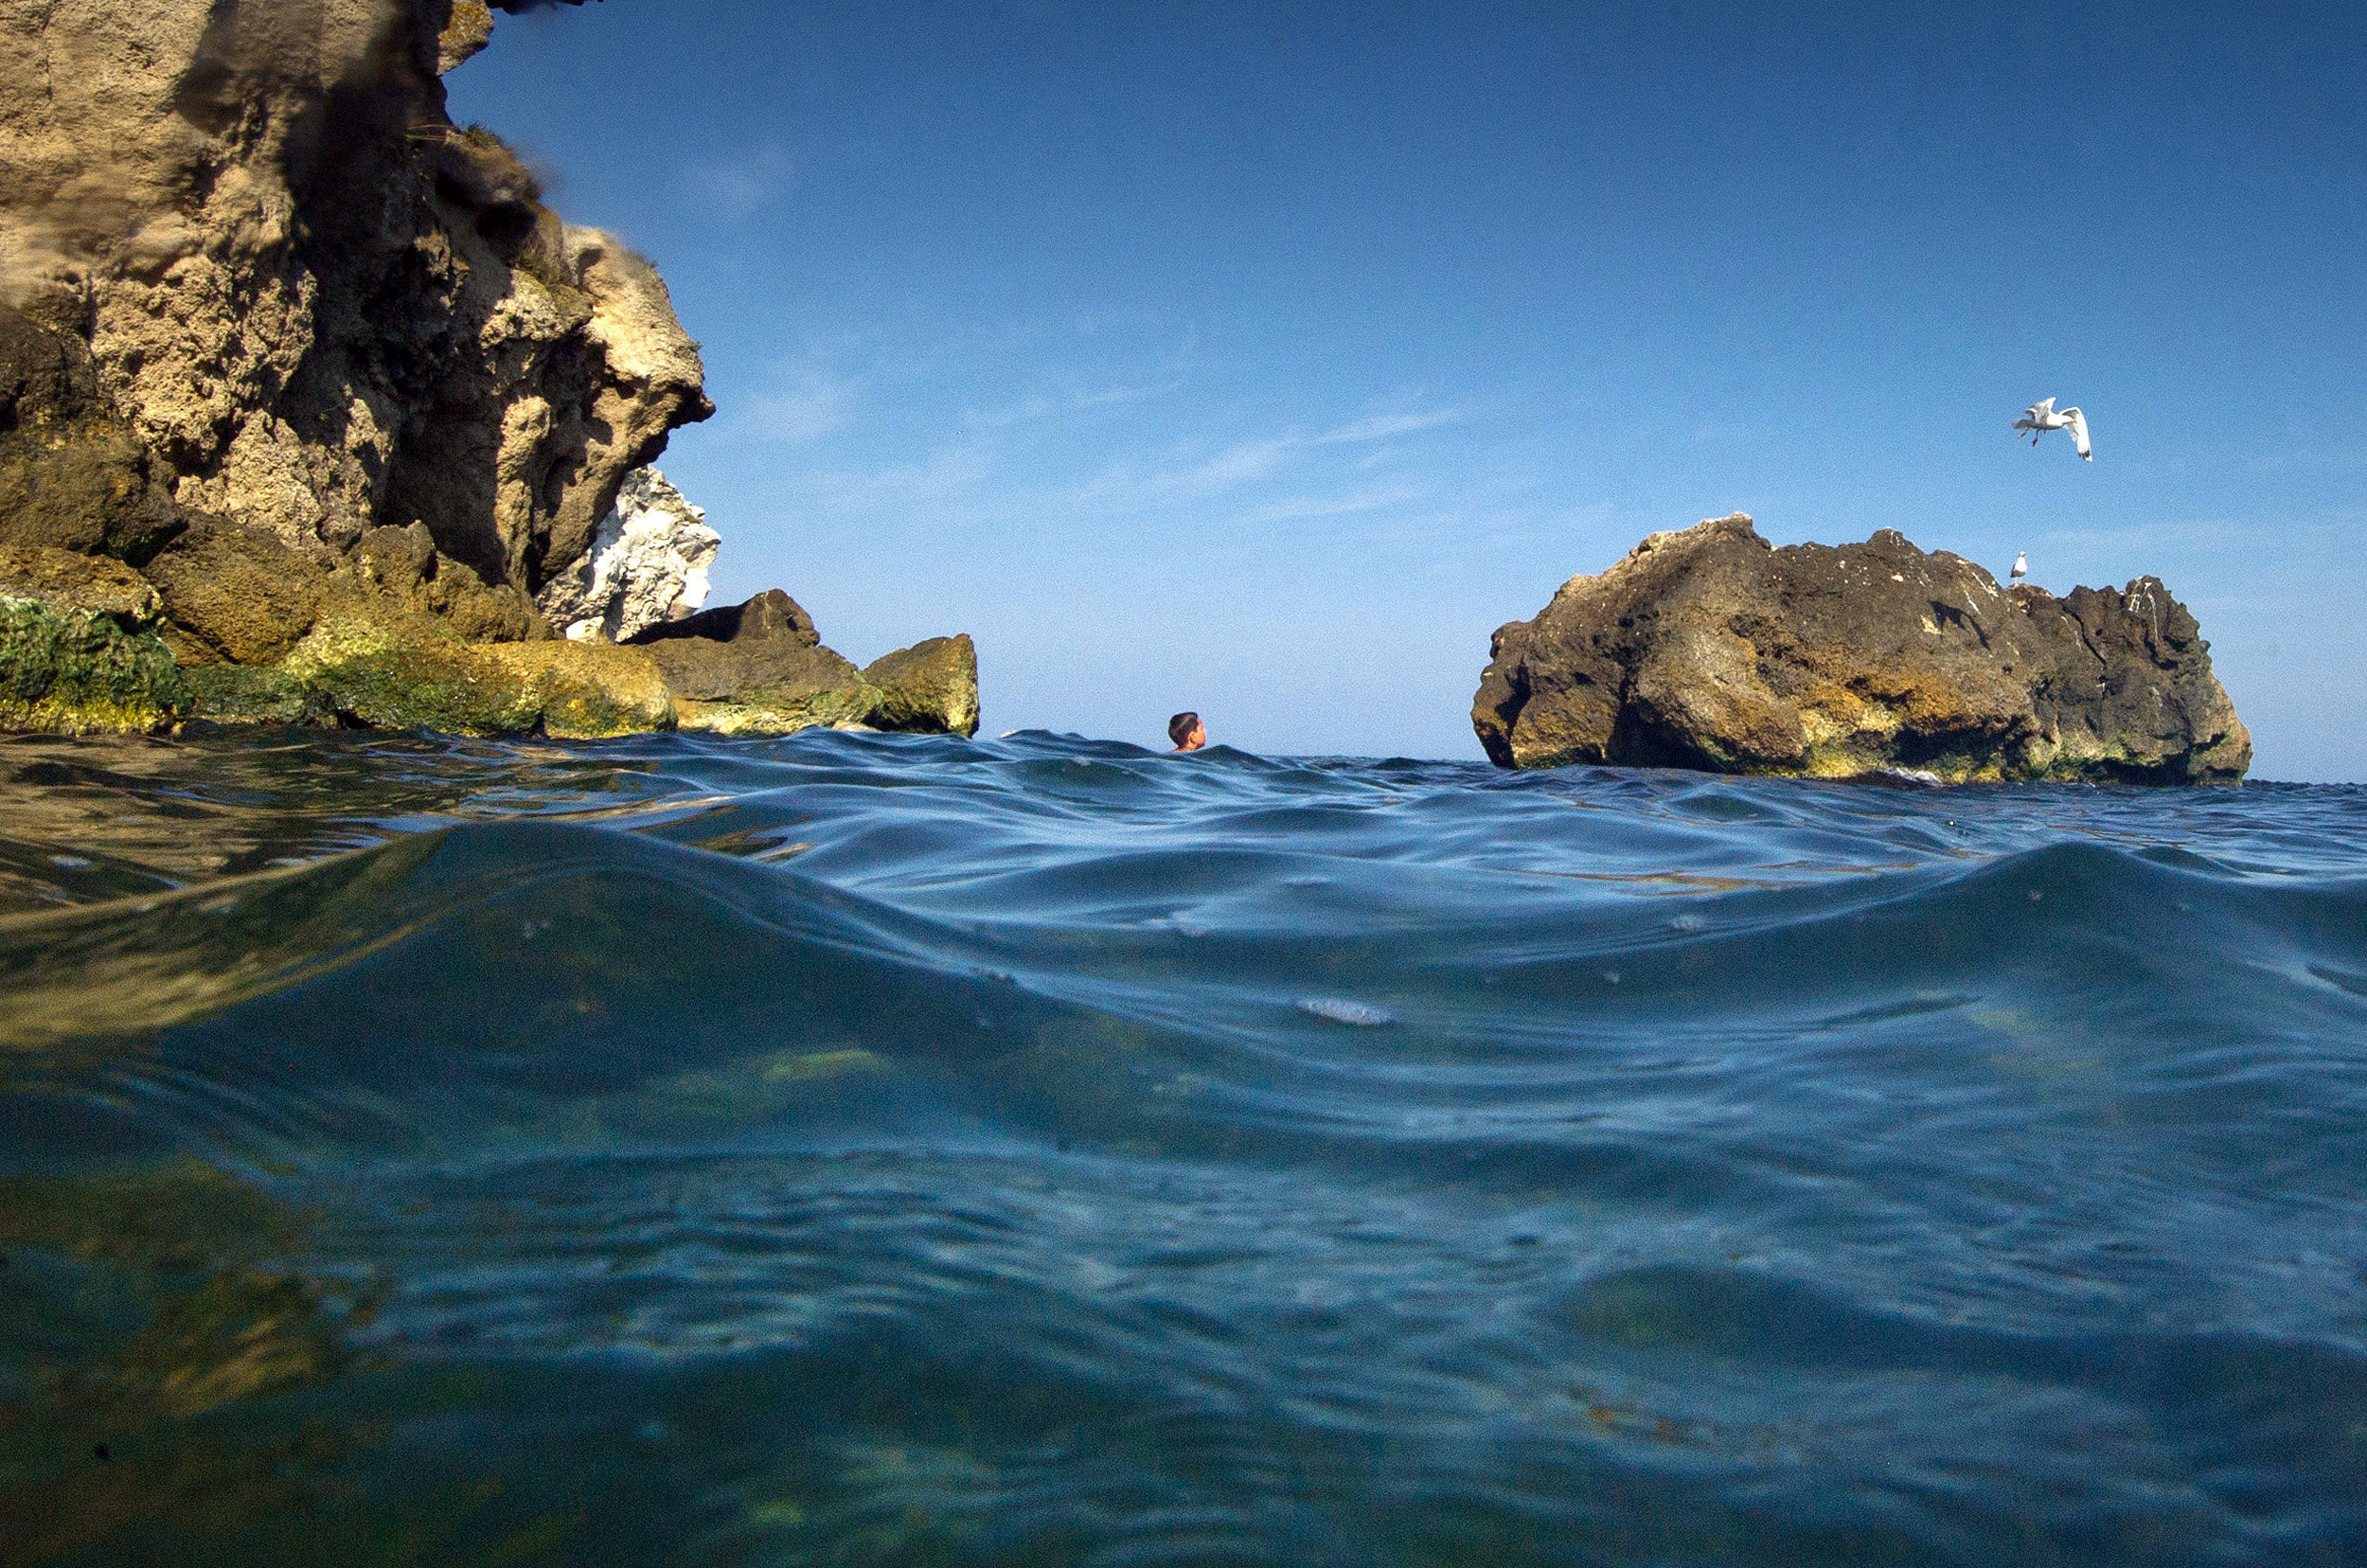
[1473,514,2250,784]
[0,0,977,739]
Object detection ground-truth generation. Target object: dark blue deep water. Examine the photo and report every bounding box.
[2,728,2365,1565]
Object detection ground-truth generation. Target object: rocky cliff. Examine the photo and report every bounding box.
[1473,514,2250,784]
[0,0,977,739]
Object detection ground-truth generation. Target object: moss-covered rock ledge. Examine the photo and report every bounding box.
[0,547,190,735]
[0,539,977,741]
[178,585,979,740]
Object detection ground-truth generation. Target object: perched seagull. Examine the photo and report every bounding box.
[2010,551,2028,582]
[2013,398,2092,460]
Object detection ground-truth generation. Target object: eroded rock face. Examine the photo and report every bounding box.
[620,592,984,739]
[0,305,186,565]
[1473,514,2251,784]
[537,467,721,643]
[0,0,707,589]
[0,0,983,741]
[625,589,872,733]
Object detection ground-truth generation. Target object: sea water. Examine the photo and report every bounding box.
[1,727,2363,1565]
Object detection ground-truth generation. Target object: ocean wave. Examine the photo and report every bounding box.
[4,730,2366,1562]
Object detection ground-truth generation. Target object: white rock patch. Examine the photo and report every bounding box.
[537,467,721,643]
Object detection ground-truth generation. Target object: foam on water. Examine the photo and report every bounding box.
[1,728,2364,1564]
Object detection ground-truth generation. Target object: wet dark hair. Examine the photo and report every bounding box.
[1167,711,1201,746]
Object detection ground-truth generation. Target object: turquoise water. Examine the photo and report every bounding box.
[2,728,2364,1565]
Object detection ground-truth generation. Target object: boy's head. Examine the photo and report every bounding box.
[1167,711,1204,751]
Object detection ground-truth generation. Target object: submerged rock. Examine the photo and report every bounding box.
[536,468,720,643]
[1473,513,2250,784]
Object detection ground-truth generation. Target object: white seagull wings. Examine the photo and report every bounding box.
[2013,398,2092,459]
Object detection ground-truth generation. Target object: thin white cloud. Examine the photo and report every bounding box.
[739,373,846,445]
[965,377,1185,430]
[686,144,794,220]
[2242,446,2367,475]
[1181,437,1298,490]
[1314,408,1469,444]
[1070,405,1468,509]
[792,443,993,510]
[1235,481,1426,527]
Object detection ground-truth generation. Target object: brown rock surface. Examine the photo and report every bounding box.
[1473,514,2250,784]
[0,0,705,589]
[624,589,877,734]
[0,305,185,564]
[139,519,329,667]
[0,544,164,625]
[0,0,980,740]
[863,635,981,738]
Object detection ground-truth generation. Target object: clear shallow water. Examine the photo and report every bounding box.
[1,727,2364,1565]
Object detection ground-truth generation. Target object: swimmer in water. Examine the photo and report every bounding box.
[1167,711,1205,753]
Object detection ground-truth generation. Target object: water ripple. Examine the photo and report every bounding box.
[1,729,2364,1562]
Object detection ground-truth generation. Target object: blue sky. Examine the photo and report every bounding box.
[450,2,2367,778]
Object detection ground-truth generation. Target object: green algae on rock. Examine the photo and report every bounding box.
[237,602,674,739]
[0,546,188,734]
[0,597,189,735]
[1474,514,2251,784]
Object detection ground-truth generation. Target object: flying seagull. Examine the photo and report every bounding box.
[2010,551,2027,582]
[2014,398,2091,460]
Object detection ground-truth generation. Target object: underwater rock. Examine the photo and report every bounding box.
[1473,513,2250,784]
[536,467,721,643]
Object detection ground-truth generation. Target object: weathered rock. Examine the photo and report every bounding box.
[0,0,705,588]
[624,589,875,734]
[0,545,188,733]
[536,467,721,642]
[139,519,330,667]
[0,306,186,564]
[0,543,163,624]
[194,597,674,738]
[0,1,979,742]
[1473,514,2250,784]
[437,0,497,73]
[863,635,981,737]
[349,520,546,642]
